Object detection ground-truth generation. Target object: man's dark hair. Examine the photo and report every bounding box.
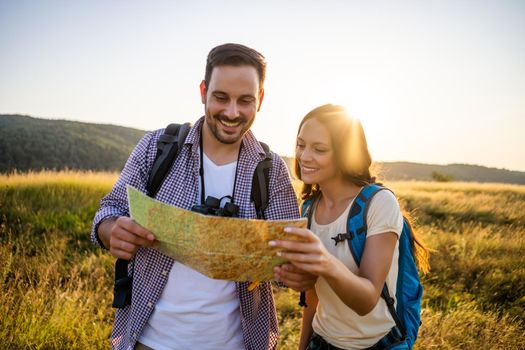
[204,43,266,90]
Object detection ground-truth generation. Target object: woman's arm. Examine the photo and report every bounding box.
[298,288,319,350]
[270,228,397,315]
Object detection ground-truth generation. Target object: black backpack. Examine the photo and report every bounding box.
[112,123,273,308]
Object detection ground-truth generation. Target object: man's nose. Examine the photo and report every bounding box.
[224,101,240,118]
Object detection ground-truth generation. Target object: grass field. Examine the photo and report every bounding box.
[1,171,524,349]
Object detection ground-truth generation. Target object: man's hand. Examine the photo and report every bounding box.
[273,263,317,291]
[98,216,155,260]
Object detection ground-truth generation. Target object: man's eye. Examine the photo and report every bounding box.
[240,98,254,105]
[215,95,227,102]
[315,149,327,153]
[296,143,305,149]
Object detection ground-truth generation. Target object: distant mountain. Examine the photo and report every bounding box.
[0,114,145,172]
[2,115,524,185]
[281,159,525,185]
[375,161,525,185]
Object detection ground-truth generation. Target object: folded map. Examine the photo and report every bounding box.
[127,185,307,281]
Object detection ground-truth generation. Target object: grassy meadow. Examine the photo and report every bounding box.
[0,171,524,349]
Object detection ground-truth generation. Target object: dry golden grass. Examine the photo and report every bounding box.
[283,179,525,349]
[387,180,525,194]
[0,170,118,187]
[1,172,524,349]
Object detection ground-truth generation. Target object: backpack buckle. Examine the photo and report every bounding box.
[331,233,352,245]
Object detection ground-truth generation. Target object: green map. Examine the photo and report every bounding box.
[127,185,306,281]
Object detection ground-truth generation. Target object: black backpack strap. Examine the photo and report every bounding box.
[251,142,272,220]
[112,122,191,309]
[147,122,191,197]
[381,284,407,340]
[112,258,132,308]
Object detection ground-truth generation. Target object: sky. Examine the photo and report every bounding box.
[1,0,524,171]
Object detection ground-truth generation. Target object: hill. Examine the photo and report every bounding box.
[0,114,145,172]
[281,159,525,185]
[376,161,525,185]
[2,114,524,184]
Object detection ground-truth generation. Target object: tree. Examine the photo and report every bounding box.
[431,171,454,182]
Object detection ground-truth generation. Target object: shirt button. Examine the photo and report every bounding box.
[132,332,138,338]
[147,301,153,308]
[162,270,168,276]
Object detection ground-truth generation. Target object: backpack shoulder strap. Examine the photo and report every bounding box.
[251,142,272,219]
[346,184,408,341]
[300,193,319,228]
[146,122,191,197]
[346,183,386,266]
[113,122,191,309]
[298,192,320,307]
[300,197,313,218]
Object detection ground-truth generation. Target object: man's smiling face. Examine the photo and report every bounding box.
[201,65,264,144]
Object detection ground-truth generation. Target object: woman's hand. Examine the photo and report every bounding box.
[271,226,400,315]
[273,264,318,291]
[270,227,336,279]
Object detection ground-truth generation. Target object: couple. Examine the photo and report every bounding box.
[91,43,429,350]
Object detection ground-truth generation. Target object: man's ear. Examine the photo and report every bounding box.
[257,88,265,112]
[200,80,207,104]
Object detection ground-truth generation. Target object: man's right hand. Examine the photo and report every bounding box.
[98,216,156,260]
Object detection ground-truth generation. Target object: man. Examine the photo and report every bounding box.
[91,43,315,350]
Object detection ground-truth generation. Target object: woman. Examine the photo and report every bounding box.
[271,104,429,350]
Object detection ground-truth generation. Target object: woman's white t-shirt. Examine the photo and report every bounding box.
[311,190,403,350]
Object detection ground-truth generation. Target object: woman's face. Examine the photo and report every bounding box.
[296,118,339,186]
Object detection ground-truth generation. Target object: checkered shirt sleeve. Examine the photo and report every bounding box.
[90,130,157,249]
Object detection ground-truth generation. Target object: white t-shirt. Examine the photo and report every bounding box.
[139,153,244,350]
[311,190,403,350]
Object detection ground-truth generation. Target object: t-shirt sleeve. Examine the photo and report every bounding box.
[366,190,403,239]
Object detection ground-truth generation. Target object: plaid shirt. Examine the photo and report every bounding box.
[91,117,299,350]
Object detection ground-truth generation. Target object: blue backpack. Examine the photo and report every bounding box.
[301,184,423,349]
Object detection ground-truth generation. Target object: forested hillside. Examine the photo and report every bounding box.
[2,114,525,184]
[377,161,525,185]
[281,159,525,185]
[0,114,145,172]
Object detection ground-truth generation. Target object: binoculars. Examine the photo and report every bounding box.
[191,195,239,218]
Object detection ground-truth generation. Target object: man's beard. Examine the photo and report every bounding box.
[205,111,254,145]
